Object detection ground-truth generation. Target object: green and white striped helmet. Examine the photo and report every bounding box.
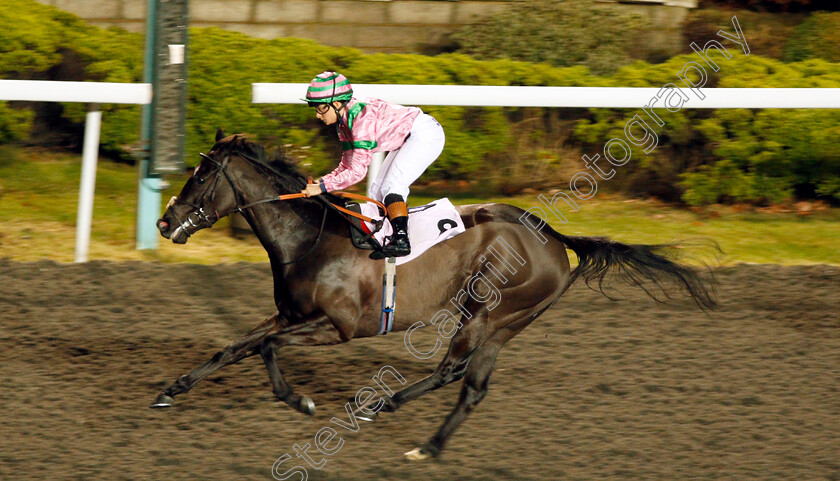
[304,71,353,105]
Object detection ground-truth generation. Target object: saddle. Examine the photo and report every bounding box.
[344,201,384,251]
[342,198,466,335]
[343,197,466,265]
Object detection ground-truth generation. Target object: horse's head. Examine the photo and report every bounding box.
[157,129,250,243]
[158,129,310,243]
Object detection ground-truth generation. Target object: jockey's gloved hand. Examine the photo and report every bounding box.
[302,179,326,197]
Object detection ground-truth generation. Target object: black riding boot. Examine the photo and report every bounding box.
[370,194,411,259]
[384,215,411,257]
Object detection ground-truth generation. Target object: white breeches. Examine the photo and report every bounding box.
[368,113,445,202]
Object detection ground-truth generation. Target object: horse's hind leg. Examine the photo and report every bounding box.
[406,325,521,461]
[260,314,346,415]
[150,313,284,408]
[364,298,557,419]
[354,311,489,421]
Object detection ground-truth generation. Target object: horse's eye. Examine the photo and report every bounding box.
[197,177,206,185]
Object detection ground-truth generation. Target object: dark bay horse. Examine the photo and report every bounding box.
[154,130,715,460]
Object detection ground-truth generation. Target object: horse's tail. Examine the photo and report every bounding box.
[549,231,718,310]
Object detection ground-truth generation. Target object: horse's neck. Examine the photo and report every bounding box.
[234,178,322,263]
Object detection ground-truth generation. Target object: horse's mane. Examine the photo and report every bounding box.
[211,134,343,204]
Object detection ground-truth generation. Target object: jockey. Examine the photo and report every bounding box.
[300,71,445,259]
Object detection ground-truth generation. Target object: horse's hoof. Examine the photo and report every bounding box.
[150,393,174,409]
[354,408,379,422]
[299,396,316,416]
[404,447,433,461]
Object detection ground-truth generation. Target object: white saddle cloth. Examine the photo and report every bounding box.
[359,197,466,265]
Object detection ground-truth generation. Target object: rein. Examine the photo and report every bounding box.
[169,148,386,265]
[276,191,386,223]
[201,152,386,222]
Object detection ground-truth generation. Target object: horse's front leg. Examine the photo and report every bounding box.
[260,313,346,415]
[150,313,286,408]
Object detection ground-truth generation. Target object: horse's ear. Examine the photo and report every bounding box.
[215,128,225,142]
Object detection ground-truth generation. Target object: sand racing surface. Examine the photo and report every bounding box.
[0,260,838,480]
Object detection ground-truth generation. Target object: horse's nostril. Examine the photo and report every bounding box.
[157,219,169,231]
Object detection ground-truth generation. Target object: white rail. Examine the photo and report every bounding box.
[253,84,840,109]
[0,80,152,104]
[0,80,153,262]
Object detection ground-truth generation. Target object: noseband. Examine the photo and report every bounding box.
[167,152,228,241]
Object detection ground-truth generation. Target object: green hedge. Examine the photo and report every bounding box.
[1,0,839,205]
[784,12,840,63]
[574,54,840,204]
[0,0,144,152]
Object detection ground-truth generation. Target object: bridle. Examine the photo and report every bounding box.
[167,149,331,265]
[165,152,229,242]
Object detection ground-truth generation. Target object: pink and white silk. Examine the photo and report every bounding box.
[320,97,421,192]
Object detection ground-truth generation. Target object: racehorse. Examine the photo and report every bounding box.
[154,130,716,460]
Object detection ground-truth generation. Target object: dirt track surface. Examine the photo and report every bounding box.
[0,259,838,480]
